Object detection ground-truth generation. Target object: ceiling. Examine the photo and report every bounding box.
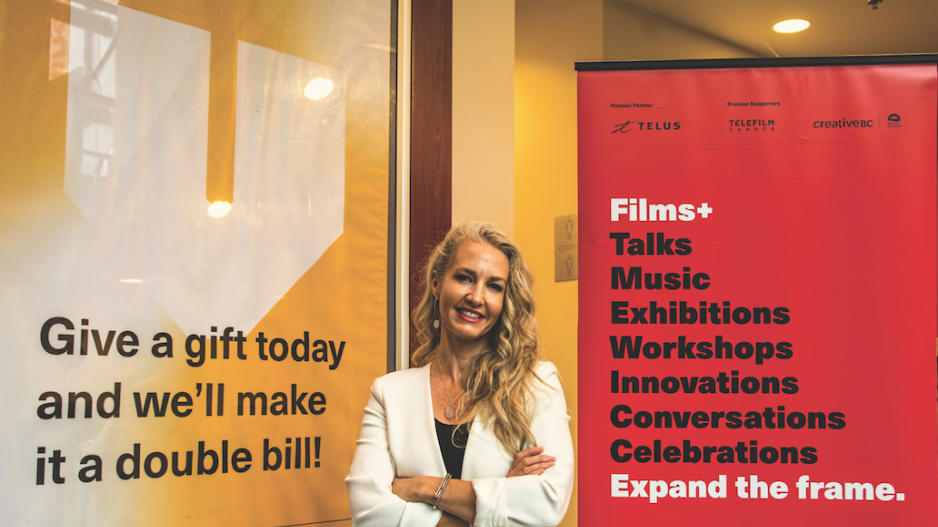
[615,0,938,58]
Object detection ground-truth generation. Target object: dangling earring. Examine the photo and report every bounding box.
[433,297,440,329]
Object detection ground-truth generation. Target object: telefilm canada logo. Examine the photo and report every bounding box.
[728,119,775,132]
[612,120,682,134]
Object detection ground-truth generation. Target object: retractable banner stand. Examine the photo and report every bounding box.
[0,1,393,525]
[577,60,938,525]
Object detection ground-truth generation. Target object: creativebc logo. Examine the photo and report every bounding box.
[813,118,874,129]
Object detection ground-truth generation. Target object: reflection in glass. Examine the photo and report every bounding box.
[207,200,232,217]
[304,77,335,100]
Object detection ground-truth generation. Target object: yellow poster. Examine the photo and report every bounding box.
[0,0,393,524]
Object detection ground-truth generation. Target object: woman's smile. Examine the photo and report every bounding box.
[456,307,483,322]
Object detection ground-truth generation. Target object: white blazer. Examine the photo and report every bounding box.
[345,361,575,527]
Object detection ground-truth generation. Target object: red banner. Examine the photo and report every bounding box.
[577,63,937,525]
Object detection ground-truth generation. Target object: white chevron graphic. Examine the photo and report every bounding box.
[64,5,345,334]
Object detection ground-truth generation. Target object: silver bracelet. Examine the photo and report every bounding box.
[432,473,452,509]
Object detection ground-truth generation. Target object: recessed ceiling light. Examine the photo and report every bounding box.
[774,19,810,33]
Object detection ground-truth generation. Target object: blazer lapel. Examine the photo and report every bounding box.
[402,364,448,477]
[461,410,513,480]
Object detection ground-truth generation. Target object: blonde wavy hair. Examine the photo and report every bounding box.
[411,222,542,456]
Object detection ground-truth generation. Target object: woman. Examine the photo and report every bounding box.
[346,222,574,527]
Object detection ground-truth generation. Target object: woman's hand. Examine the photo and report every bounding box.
[507,446,556,477]
[391,476,435,503]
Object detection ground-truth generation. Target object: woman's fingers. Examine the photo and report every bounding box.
[521,457,556,474]
[508,460,554,477]
[519,455,556,468]
[507,446,557,477]
[513,446,544,462]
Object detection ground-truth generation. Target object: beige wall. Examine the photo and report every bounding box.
[515,1,603,525]
[603,0,760,60]
[452,0,515,236]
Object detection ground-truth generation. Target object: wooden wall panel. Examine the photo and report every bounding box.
[409,0,452,354]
